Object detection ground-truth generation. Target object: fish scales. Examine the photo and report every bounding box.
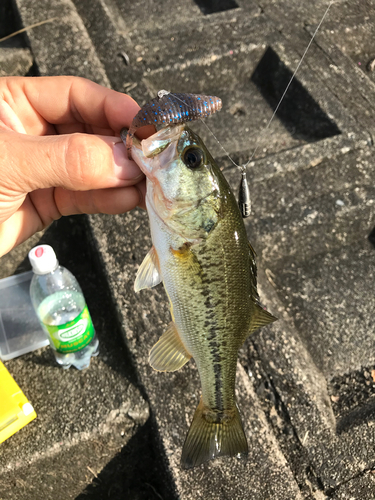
[165,196,253,412]
[129,103,276,469]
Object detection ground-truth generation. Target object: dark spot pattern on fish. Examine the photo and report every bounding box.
[184,256,225,410]
[212,364,224,411]
[203,219,216,233]
[204,296,214,309]
[212,353,222,364]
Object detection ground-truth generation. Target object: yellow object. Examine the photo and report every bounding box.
[0,360,36,443]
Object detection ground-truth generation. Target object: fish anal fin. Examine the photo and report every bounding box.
[134,246,161,292]
[149,322,191,372]
[248,303,277,335]
[181,399,248,469]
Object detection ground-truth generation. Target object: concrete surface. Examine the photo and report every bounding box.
[0,216,163,500]
[0,0,374,498]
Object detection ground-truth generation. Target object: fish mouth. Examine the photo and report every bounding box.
[130,135,146,168]
[131,125,184,178]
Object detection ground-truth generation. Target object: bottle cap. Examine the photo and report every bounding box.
[28,245,58,275]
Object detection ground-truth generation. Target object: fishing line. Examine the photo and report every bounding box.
[157,0,334,217]
[159,91,239,169]
[156,91,239,169]
[244,0,334,169]
[236,0,334,216]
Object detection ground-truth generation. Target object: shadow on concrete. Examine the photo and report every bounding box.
[0,0,24,48]
[337,397,375,434]
[368,227,375,247]
[193,0,239,15]
[251,46,341,142]
[14,216,177,499]
[330,365,375,434]
[75,415,177,500]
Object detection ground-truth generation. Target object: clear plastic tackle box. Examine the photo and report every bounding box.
[0,271,49,361]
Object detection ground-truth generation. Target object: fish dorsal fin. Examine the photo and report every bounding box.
[248,241,257,259]
[246,241,276,334]
[149,322,192,372]
[248,242,260,301]
[134,246,162,292]
[248,303,277,335]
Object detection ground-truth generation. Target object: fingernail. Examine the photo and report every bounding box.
[113,142,143,180]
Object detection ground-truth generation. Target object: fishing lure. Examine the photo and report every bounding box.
[124,90,252,218]
[125,91,222,160]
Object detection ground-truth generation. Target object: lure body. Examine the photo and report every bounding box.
[125,92,222,160]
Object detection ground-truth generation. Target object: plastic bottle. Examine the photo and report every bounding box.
[28,245,99,370]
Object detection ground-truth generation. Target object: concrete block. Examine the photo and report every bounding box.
[14,0,110,85]
[0,48,33,76]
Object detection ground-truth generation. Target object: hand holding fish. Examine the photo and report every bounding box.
[0,76,152,257]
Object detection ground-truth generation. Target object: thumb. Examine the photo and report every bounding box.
[1,130,142,195]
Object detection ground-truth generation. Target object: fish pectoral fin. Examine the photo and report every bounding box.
[149,322,191,372]
[181,399,248,469]
[248,303,277,335]
[134,246,162,292]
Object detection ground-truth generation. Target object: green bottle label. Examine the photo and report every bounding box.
[43,306,95,353]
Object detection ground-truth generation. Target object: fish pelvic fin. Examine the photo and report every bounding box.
[149,322,191,372]
[181,399,248,469]
[134,246,162,292]
[248,303,277,335]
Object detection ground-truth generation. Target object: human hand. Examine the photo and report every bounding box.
[0,76,151,257]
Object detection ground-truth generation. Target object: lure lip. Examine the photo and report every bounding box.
[125,91,222,160]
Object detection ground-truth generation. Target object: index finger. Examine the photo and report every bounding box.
[0,76,146,136]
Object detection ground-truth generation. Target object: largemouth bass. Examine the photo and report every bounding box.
[130,121,276,469]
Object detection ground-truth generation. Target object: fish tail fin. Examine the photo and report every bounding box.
[181,398,248,469]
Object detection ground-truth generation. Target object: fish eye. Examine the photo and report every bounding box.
[183,147,204,169]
